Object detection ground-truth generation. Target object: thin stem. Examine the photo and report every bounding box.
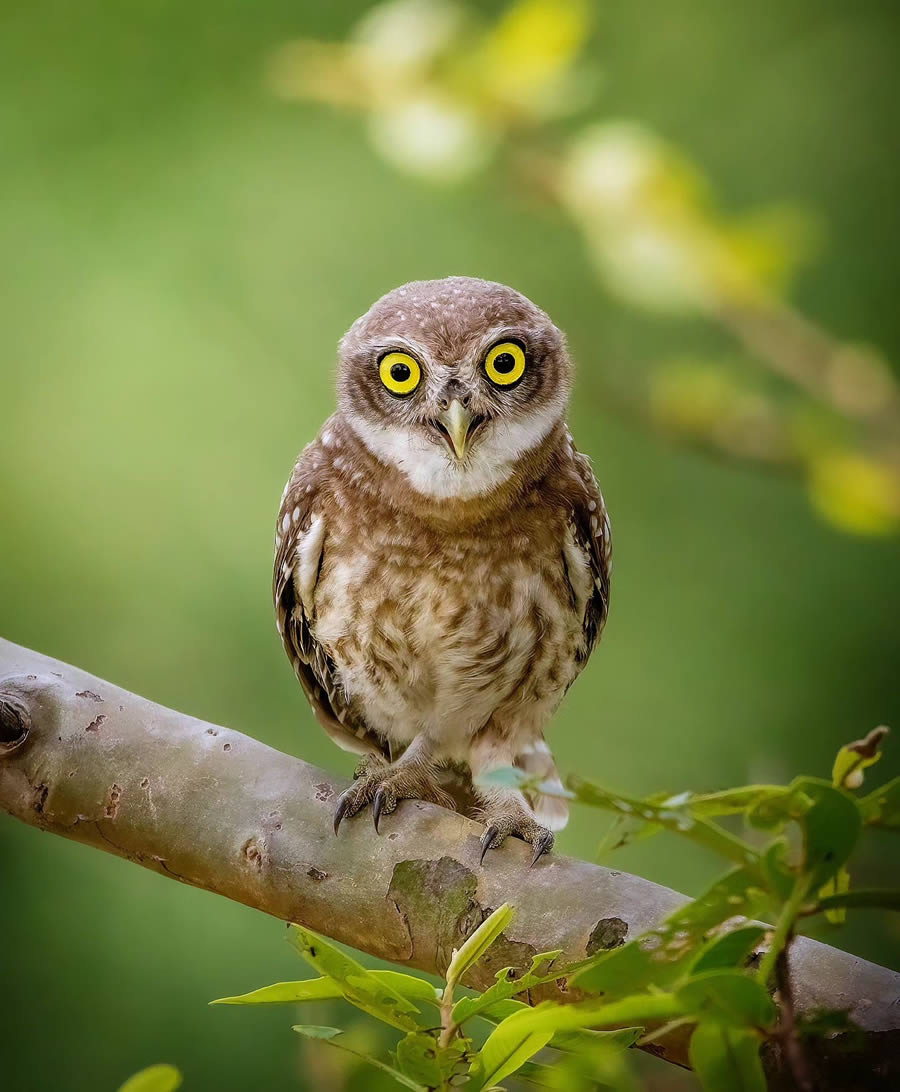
[774,939,815,1092]
[438,981,457,1052]
[757,875,813,987]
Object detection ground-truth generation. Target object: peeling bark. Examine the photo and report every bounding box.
[1,638,898,1086]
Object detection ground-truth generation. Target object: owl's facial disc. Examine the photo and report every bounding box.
[338,277,572,499]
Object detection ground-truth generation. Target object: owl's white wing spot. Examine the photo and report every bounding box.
[295,513,326,616]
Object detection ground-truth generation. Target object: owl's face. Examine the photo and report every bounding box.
[337,277,572,499]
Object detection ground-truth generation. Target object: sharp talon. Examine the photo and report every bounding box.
[373,788,386,832]
[333,790,354,836]
[530,831,554,868]
[480,825,499,865]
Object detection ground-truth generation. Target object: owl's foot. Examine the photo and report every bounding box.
[477,808,554,868]
[333,753,456,834]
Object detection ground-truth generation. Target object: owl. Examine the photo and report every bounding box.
[274,277,610,865]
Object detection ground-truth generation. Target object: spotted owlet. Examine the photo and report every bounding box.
[274,277,610,865]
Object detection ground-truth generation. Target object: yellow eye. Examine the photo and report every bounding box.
[379,351,421,396]
[484,341,526,387]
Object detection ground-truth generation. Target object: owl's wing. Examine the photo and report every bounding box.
[273,445,386,758]
[564,446,612,668]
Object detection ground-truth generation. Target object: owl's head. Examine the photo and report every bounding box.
[337,277,572,499]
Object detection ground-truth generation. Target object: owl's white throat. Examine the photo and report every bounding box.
[345,398,565,500]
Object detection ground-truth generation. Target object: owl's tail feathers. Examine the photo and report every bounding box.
[517,740,569,832]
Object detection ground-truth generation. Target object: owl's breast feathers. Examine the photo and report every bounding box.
[273,414,610,757]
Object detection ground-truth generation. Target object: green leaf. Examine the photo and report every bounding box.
[551,1026,642,1053]
[832,726,889,790]
[575,867,767,998]
[567,775,760,871]
[673,786,787,818]
[211,971,440,1007]
[212,978,344,1005]
[859,776,900,827]
[689,1022,766,1092]
[818,867,850,925]
[521,1036,643,1092]
[514,1059,557,1087]
[690,926,766,975]
[395,1031,471,1086]
[812,888,900,914]
[747,787,802,829]
[475,765,574,799]
[451,950,563,1026]
[291,1028,427,1090]
[666,868,768,940]
[760,840,795,901]
[751,779,862,888]
[475,765,531,790]
[478,1022,637,1092]
[446,903,515,989]
[596,813,662,856]
[288,926,421,1031]
[291,1025,344,1039]
[574,931,683,997]
[477,996,529,1022]
[476,997,640,1055]
[795,779,861,886]
[117,1066,182,1092]
[475,1026,554,1092]
[677,971,776,1029]
[474,993,677,1089]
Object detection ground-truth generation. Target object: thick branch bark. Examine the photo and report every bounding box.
[1,638,898,1088]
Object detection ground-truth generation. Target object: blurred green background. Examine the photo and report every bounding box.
[1,1,898,1089]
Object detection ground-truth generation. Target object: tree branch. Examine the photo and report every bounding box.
[1,638,898,1087]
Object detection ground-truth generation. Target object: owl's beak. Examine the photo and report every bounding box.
[437,398,475,460]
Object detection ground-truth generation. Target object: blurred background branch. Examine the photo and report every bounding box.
[266,0,900,536]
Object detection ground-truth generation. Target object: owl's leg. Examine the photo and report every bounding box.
[468,737,555,868]
[333,737,455,834]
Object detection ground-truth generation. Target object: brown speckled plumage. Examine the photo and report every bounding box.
[273,277,610,861]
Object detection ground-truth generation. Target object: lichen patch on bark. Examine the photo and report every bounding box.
[586,916,628,954]
[388,856,482,971]
[386,857,538,987]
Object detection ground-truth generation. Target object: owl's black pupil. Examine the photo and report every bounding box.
[493,353,516,374]
[390,362,411,383]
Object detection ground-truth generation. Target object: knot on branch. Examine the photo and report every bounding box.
[0,690,31,755]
